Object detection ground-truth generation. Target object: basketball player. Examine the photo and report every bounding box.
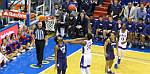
[69,33,93,74]
[54,35,73,74]
[114,23,129,69]
[104,32,119,74]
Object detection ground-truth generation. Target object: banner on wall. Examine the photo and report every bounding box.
[2,10,26,19]
[0,22,19,44]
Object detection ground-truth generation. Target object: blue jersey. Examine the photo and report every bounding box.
[57,42,67,60]
[126,22,136,32]
[25,34,32,43]
[92,19,99,34]
[105,38,116,60]
[106,38,116,54]
[144,25,150,36]
[97,20,105,30]
[136,23,146,34]
[104,20,117,31]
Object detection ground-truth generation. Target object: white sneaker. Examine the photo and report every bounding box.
[141,46,144,49]
[129,43,132,48]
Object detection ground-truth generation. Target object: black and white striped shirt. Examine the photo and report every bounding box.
[34,28,46,40]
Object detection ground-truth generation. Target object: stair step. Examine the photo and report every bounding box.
[94,11,107,14]
[95,6,108,11]
[93,13,106,17]
[93,14,99,18]
[94,11,107,17]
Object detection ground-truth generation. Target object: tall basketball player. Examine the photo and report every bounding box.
[69,33,93,74]
[54,35,72,74]
[114,23,129,69]
[104,32,119,74]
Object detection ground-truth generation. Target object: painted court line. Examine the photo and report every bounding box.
[94,45,150,54]
[92,53,150,66]
[39,49,81,74]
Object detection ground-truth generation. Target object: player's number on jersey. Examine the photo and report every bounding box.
[60,46,66,53]
[121,37,124,41]
[87,44,91,50]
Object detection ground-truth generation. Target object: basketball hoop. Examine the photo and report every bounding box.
[45,16,56,32]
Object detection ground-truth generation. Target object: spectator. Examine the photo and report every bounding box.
[77,11,90,36]
[126,18,136,47]
[95,16,105,41]
[97,0,103,6]
[145,3,150,24]
[59,9,69,37]
[110,0,123,21]
[67,14,77,37]
[103,16,117,38]
[144,24,150,38]
[1,38,17,60]
[107,3,113,15]
[20,26,32,50]
[136,3,147,21]
[77,0,87,12]
[135,18,146,49]
[10,33,22,53]
[116,18,123,31]
[123,2,136,21]
[86,0,97,16]
[52,3,61,15]
[62,0,70,12]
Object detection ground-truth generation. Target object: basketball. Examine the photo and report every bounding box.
[68,4,76,11]
[38,15,45,22]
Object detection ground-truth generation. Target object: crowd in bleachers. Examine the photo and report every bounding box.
[92,0,150,49]
[0,25,35,68]
[51,0,150,50]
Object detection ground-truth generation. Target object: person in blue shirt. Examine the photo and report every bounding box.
[126,18,136,48]
[110,0,123,21]
[143,24,150,45]
[95,16,105,41]
[116,18,123,32]
[104,16,117,39]
[136,18,146,49]
[145,8,150,25]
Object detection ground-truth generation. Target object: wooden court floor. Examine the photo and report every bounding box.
[40,45,150,74]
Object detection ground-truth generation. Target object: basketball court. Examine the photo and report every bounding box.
[0,38,150,74]
[40,45,150,74]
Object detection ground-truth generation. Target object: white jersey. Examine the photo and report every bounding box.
[82,39,93,54]
[80,39,93,68]
[118,29,128,49]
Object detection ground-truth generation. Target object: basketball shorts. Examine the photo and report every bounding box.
[57,59,67,70]
[106,52,115,61]
[118,42,127,50]
[80,53,92,68]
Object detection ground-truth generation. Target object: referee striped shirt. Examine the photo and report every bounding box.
[34,28,45,40]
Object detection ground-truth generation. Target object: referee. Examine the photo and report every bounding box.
[33,22,47,67]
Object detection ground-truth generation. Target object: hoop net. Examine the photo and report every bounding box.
[45,16,55,31]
